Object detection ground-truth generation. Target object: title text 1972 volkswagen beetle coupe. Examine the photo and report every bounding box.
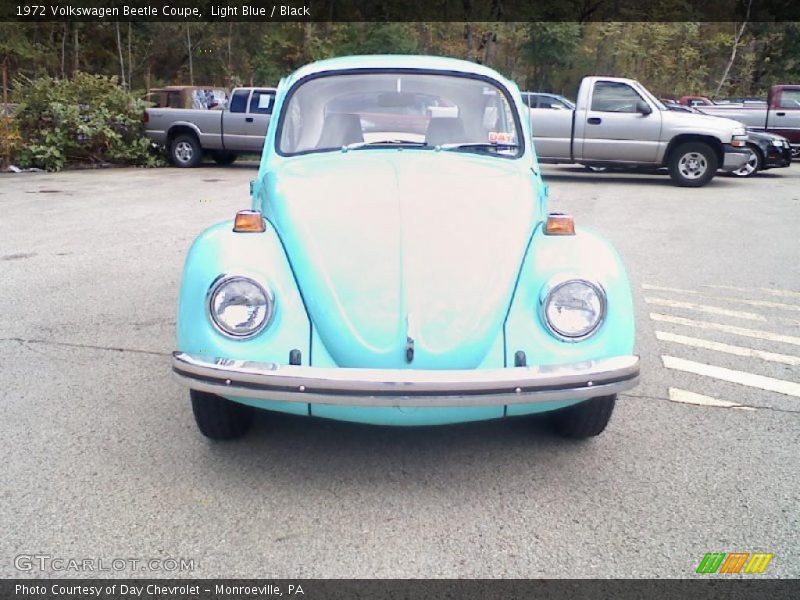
[172,56,640,440]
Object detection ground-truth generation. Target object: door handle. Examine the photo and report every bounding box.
[245,117,254,122]
[587,117,602,125]
[775,112,786,117]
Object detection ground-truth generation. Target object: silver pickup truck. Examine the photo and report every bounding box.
[144,87,276,167]
[530,77,750,187]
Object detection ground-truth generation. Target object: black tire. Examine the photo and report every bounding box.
[550,395,616,439]
[667,142,718,187]
[728,145,762,178]
[190,389,254,440]
[170,133,203,168]
[212,151,238,166]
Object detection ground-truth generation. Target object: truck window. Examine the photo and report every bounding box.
[229,90,250,113]
[778,90,800,108]
[591,82,644,113]
[167,91,181,108]
[249,91,275,115]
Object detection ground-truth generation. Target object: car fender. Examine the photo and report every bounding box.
[176,220,310,365]
[505,223,635,366]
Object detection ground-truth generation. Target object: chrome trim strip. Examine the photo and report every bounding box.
[172,352,639,407]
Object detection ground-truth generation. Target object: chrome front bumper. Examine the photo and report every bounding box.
[172,352,640,408]
[721,146,751,172]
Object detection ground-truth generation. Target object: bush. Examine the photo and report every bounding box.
[12,72,163,171]
[0,115,21,168]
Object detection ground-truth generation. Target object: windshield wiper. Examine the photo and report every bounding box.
[343,139,429,151]
[438,142,519,153]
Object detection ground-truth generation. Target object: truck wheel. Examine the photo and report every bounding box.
[170,133,202,168]
[729,145,762,177]
[668,142,718,187]
[190,389,253,440]
[550,395,615,439]
[212,151,238,166]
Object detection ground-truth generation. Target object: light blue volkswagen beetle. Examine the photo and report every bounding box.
[172,55,639,440]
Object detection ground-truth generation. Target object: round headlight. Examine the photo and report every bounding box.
[208,276,273,338]
[542,279,605,340]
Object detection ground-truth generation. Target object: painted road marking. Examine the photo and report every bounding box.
[650,313,800,347]
[644,297,766,321]
[642,284,800,312]
[702,284,800,300]
[662,356,800,398]
[668,388,755,410]
[655,331,800,367]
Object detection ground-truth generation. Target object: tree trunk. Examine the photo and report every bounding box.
[2,58,9,169]
[115,22,126,87]
[186,24,193,84]
[714,0,752,97]
[73,24,79,75]
[61,23,67,78]
[227,21,233,85]
[127,22,132,89]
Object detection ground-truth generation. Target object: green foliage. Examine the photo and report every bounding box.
[12,72,162,171]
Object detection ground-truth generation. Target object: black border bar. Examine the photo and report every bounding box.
[3,579,800,600]
[3,0,800,23]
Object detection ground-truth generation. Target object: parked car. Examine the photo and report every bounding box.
[144,86,277,166]
[529,76,750,186]
[664,103,792,177]
[729,129,793,176]
[678,85,800,158]
[171,55,640,440]
[521,92,575,110]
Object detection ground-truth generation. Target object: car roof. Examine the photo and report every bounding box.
[283,55,514,88]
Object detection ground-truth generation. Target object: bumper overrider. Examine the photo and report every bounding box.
[172,352,640,408]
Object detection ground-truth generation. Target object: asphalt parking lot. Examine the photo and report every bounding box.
[1,162,798,578]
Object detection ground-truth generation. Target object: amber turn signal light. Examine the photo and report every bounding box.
[544,213,575,236]
[233,210,266,233]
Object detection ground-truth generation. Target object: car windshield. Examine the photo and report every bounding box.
[278,71,522,157]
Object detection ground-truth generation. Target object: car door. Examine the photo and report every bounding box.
[241,89,275,152]
[221,89,253,151]
[766,87,800,145]
[575,80,662,163]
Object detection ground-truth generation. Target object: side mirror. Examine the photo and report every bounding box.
[637,101,653,116]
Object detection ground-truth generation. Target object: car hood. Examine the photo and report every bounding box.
[265,151,537,369]
[663,110,747,138]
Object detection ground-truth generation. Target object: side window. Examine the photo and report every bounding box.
[249,91,275,115]
[591,82,644,113]
[778,90,800,109]
[167,92,181,108]
[229,90,250,113]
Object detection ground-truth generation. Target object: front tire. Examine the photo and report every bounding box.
[668,142,718,187]
[170,133,203,168]
[550,395,616,439]
[190,390,254,440]
[728,145,762,177]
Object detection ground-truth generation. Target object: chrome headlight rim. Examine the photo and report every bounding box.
[539,276,607,342]
[206,274,275,339]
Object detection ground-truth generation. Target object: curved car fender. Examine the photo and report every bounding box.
[505,224,635,365]
[176,221,310,364]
